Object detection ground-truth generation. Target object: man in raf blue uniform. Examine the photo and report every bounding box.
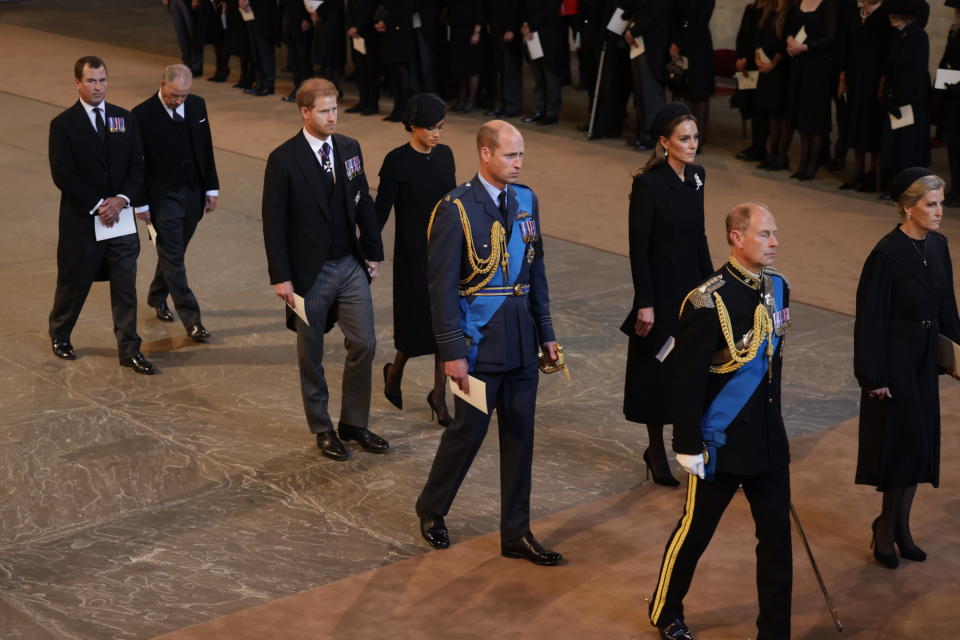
[648,203,793,640]
[415,120,563,566]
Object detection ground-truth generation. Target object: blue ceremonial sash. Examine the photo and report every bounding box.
[459,185,532,370]
[701,275,784,481]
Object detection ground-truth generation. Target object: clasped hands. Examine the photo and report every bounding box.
[445,341,558,394]
[97,196,127,227]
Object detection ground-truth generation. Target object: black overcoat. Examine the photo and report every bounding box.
[623,162,713,424]
[670,0,714,100]
[936,25,960,146]
[854,227,960,490]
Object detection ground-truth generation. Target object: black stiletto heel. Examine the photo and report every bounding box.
[427,391,452,427]
[871,517,899,569]
[383,363,402,410]
[643,448,679,487]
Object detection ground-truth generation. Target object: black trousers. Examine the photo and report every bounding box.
[386,61,412,118]
[649,466,793,640]
[288,23,314,88]
[630,53,666,140]
[353,47,380,109]
[529,58,562,118]
[247,23,277,87]
[147,185,204,328]
[492,38,523,115]
[49,233,142,360]
[417,361,539,541]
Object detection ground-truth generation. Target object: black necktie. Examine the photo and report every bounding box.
[497,190,507,220]
[172,110,184,122]
[93,107,105,141]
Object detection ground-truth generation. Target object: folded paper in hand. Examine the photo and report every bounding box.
[353,36,366,55]
[737,70,759,90]
[525,32,544,60]
[889,104,914,130]
[606,7,629,35]
[935,68,960,90]
[794,26,807,45]
[239,5,254,21]
[288,293,309,326]
[95,206,137,241]
[449,376,487,413]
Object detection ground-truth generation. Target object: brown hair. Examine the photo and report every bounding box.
[74,56,106,80]
[636,114,698,175]
[296,77,339,110]
[897,175,946,216]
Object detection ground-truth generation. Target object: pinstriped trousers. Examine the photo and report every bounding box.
[296,256,376,434]
[649,466,792,639]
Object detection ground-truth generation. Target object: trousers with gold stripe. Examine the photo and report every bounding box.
[648,466,792,640]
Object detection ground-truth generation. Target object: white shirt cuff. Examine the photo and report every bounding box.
[116,194,130,205]
[89,198,104,215]
[134,205,150,214]
[204,190,219,197]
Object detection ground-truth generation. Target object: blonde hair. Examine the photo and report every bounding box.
[897,175,946,216]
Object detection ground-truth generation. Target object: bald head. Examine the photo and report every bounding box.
[477,120,524,189]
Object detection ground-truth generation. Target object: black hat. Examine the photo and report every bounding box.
[649,102,693,139]
[402,93,446,131]
[889,167,934,201]
[886,0,925,15]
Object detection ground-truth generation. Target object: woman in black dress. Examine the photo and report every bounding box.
[375,0,417,122]
[878,0,930,197]
[838,0,891,192]
[669,0,715,147]
[225,0,255,89]
[623,102,713,485]
[755,0,793,171]
[733,0,768,163]
[854,168,960,569]
[447,0,484,112]
[937,4,960,207]
[311,0,347,88]
[784,0,837,180]
[376,94,457,425]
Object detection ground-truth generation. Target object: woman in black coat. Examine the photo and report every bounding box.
[854,168,960,569]
[623,103,713,485]
[376,95,457,425]
[669,0,715,146]
[733,0,768,163]
[755,0,793,171]
[783,0,837,180]
[375,0,417,121]
[838,0,891,192]
[312,0,347,88]
[878,0,930,195]
[937,5,960,207]
[447,0,484,112]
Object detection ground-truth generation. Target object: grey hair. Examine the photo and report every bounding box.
[897,175,946,216]
[162,64,192,84]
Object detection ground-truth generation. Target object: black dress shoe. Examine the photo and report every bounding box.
[316,431,349,461]
[484,108,503,116]
[877,193,893,201]
[52,339,76,360]
[253,85,275,96]
[839,179,859,190]
[280,92,297,103]
[187,324,210,342]
[658,618,695,640]
[121,353,158,375]
[207,70,229,82]
[154,302,175,323]
[338,423,389,453]
[243,83,262,94]
[537,115,558,126]
[233,80,253,89]
[522,112,543,123]
[419,513,450,549]
[361,106,379,116]
[501,534,562,566]
[500,111,521,118]
[576,123,590,132]
[345,102,367,113]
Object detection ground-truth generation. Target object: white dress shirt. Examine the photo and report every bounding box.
[79,98,130,214]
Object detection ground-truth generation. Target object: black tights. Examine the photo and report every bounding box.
[386,351,450,422]
[767,115,792,165]
[795,132,824,178]
[875,483,920,555]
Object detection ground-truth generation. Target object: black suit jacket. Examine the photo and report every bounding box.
[628,0,673,84]
[428,176,555,372]
[262,130,383,300]
[48,101,143,279]
[132,93,219,209]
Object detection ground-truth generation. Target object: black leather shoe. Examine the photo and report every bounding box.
[658,618,695,640]
[280,92,297,103]
[121,353,158,375]
[484,108,503,116]
[154,302,175,323]
[188,324,210,342]
[501,534,562,566]
[361,106,379,116]
[419,513,449,549]
[207,70,229,82]
[253,85,275,96]
[522,112,543,123]
[243,83,263,94]
[338,423,389,453]
[537,115,558,126]
[52,339,76,360]
[316,431,349,461]
[345,102,366,113]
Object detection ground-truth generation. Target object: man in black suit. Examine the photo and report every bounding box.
[239,0,277,96]
[415,121,563,566]
[133,64,219,341]
[262,77,389,461]
[520,0,565,126]
[484,0,523,118]
[48,56,157,374]
[346,0,381,115]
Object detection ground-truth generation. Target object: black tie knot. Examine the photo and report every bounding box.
[93,107,105,140]
[497,190,507,218]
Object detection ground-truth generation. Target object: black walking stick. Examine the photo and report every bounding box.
[790,502,843,632]
[586,40,607,139]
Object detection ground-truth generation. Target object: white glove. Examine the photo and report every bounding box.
[676,453,705,479]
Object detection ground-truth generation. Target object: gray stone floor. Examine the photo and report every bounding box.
[0,86,864,639]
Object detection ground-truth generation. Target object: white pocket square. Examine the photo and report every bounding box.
[198,118,207,123]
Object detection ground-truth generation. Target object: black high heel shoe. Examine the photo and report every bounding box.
[871,517,899,569]
[643,448,680,487]
[426,391,452,427]
[383,363,402,410]
[894,533,927,562]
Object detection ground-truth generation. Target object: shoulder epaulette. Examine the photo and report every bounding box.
[679,275,726,315]
[764,266,790,290]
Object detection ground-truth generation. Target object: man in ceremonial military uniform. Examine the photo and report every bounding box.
[648,203,792,640]
[415,120,563,566]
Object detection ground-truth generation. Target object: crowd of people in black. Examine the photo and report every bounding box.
[164,0,959,204]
